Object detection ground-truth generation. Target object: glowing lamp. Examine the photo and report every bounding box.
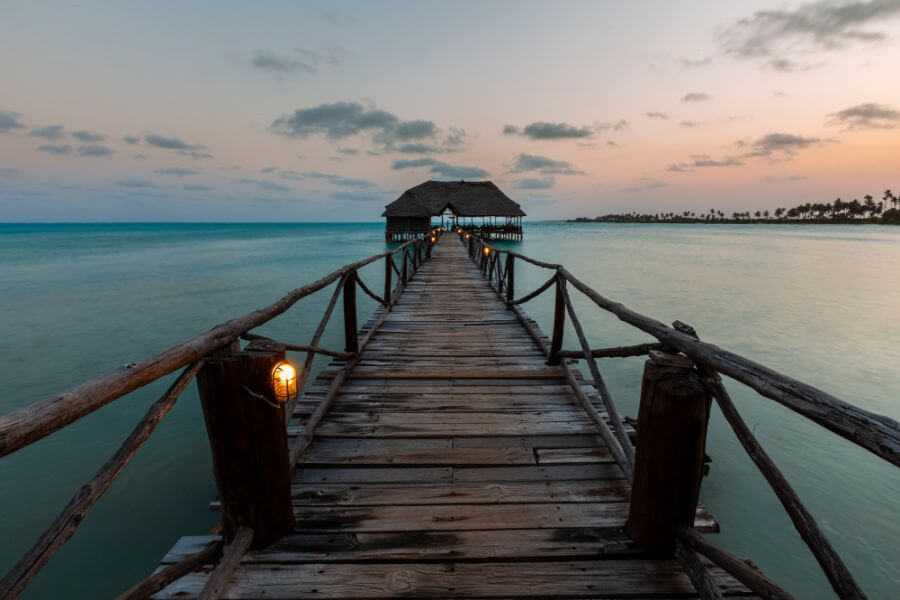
[466,233,471,239]
[430,236,436,243]
[483,246,491,256]
[272,362,298,404]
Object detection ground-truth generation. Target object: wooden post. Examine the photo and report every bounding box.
[426,237,433,259]
[547,275,565,365]
[626,352,711,555]
[343,270,359,354]
[384,255,393,307]
[401,248,408,283]
[505,254,515,304]
[196,340,294,549]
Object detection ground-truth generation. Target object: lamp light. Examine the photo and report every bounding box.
[272,362,298,404]
[483,246,491,256]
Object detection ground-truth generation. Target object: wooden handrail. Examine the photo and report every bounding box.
[557,342,662,359]
[458,230,883,599]
[461,232,899,467]
[0,237,424,458]
[114,538,222,600]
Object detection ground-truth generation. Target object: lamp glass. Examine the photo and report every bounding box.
[272,362,298,404]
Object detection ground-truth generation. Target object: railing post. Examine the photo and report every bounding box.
[626,351,712,555]
[426,236,433,259]
[196,339,294,549]
[505,254,515,304]
[547,274,565,364]
[343,270,359,354]
[401,248,408,283]
[384,255,393,307]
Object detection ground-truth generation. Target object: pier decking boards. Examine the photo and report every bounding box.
[152,237,751,599]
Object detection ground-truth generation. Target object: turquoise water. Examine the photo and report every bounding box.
[0,222,897,598]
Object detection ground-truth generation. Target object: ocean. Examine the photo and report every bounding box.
[0,222,897,598]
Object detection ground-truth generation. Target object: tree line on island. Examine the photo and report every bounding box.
[571,190,900,224]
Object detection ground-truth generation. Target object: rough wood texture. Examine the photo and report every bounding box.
[117,538,220,600]
[0,362,204,600]
[197,343,293,549]
[197,526,254,600]
[627,358,711,554]
[150,235,746,599]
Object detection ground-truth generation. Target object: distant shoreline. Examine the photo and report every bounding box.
[566,217,899,225]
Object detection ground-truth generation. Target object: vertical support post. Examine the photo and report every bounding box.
[343,270,359,354]
[384,255,393,308]
[468,236,474,257]
[626,352,712,555]
[426,237,433,259]
[401,248,408,283]
[547,274,565,365]
[505,254,515,304]
[196,340,294,549]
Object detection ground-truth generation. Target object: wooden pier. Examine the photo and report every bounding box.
[1,230,897,599]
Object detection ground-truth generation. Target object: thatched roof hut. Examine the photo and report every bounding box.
[383,180,525,241]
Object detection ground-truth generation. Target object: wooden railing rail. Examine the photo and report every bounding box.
[0,233,439,600]
[457,230,896,600]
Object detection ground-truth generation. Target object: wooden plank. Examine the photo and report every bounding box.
[301,446,537,466]
[292,480,631,506]
[536,447,613,464]
[153,559,751,598]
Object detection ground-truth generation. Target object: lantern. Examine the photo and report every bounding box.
[483,246,491,256]
[272,362,298,404]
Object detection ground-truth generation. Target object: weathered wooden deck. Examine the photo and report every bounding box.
[153,237,751,598]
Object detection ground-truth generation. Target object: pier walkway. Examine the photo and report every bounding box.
[152,237,747,598]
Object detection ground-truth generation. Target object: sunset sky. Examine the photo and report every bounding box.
[1,0,899,221]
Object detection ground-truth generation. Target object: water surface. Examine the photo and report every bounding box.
[0,222,897,598]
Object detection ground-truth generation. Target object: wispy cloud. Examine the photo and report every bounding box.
[29,125,65,139]
[516,177,555,189]
[390,157,489,179]
[36,144,72,155]
[827,102,900,129]
[250,47,342,78]
[155,167,200,176]
[0,110,26,134]
[299,171,376,187]
[123,135,140,145]
[681,92,711,102]
[144,133,205,151]
[76,145,114,157]
[722,0,900,67]
[677,57,712,68]
[508,153,584,175]
[71,130,106,142]
[763,174,808,182]
[115,178,158,189]
[184,183,213,191]
[645,112,669,119]
[234,178,293,192]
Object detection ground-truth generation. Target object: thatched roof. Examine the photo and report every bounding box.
[382,180,526,218]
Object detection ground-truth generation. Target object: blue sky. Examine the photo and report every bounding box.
[1,0,899,221]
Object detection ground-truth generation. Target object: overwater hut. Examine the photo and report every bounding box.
[382,180,525,241]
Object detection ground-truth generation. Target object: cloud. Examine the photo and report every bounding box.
[260,166,278,173]
[677,57,712,68]
[390,157,489,179]
[155,167,200,176]
[742,132,822,157]
[827,102,900,129]
[71,130,106,142]
[30,125,65,139]
[115,178,158,188]
[509,153,584,175]
[184,183,213,191]
[123,135,139,144]
[595,120,628,131]
[516,177,555,189]
[606,140,618,147]
[36,144,72,155]
[250,48,341,77]
[0,110,26,133]
[133,153,148,160]
[75,145,114,157]
[619,178,669,192]
[178,150,213,159]
[144,133,207,152]
[235,178,293,192]
[681,92,711,102]
[336,147,358,155]
[445,127,467,146]
[278,170,304,180]
[667,154,745,171]
[270,101,452,152]
[502,125,520,135]
[764,57,819,71]
[645,112,669,119]
[679,121,702,128]
[722,0,900,60]
[300,171,376,187]
[521,121,593,139]
[763,174,808,182]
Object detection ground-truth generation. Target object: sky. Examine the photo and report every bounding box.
[1,0,899,221]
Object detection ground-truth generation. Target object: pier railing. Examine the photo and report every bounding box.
[459,230,899,600]
[0,233,438,600]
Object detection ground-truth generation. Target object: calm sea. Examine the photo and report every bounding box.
[1,222,897,598]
